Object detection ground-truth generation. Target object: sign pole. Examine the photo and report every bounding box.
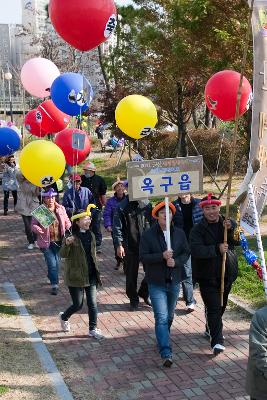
[164,196,171,251]
[248,184,267,297]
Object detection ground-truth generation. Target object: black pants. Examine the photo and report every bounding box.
[124,251,148,305]
[91,209,102,247]
[21,215,36,244]
[199,278,232,348]
[4,190,17,212]
[62,283,97,331]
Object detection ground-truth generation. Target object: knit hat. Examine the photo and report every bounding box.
[112,177,125,191]
[152,201,176,219]
[199,193,221,208]
[83,162,96,171]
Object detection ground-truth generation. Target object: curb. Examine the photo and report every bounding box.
[1,282,74,400]
[228,294,255,315]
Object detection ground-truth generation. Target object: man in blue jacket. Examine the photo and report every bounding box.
[63,174,94,217]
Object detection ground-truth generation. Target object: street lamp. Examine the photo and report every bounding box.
[1,69,7,118]
[4,69,13,122]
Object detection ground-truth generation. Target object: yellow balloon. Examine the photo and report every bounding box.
[115,95,158,139]
[19,140,66,187]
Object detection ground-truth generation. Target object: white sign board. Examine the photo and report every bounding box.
[0,0,22,24]
[127,156,203,201]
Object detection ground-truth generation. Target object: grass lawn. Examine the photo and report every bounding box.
[0,385,9,395]
[0,304,17,316]
[233,236,267,308]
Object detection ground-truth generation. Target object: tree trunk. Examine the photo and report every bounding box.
[192,109,199,129]
[177,82,188,157]
[204,106,212,128]
[97,46,112,95]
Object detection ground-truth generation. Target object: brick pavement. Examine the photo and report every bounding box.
[0,208,251,400]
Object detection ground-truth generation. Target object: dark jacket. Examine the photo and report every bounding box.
[60,232,101,287]
[81,173,107,209]
[103,193,126,229]
[189,216,239,282]
[112,195,152,253]
[139,223,190,286]
[246,305,267,400]
[172,197,203,229]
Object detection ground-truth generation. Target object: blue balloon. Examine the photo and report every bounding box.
[50,72,93,116]
[0,127,20,156]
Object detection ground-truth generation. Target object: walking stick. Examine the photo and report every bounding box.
[220,0,254,306]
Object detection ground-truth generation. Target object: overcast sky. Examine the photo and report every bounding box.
[115,0,135,6]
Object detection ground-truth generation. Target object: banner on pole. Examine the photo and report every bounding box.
[240,166,267,235]
[127,156,203,201]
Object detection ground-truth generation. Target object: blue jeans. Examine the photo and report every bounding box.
[182,256,196,306]
[62,281,98,331]
[148,282,180,359]
[41,242,61,286]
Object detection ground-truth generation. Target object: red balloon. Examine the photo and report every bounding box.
[49,0,117,51]
[24,109,47,137]
[37,100,70,134]
[54,128,91,166]
[205,70,252,121]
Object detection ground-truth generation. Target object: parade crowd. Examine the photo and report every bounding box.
[1,154,266,400]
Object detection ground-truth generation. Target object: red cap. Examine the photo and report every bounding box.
[69,173,81,182]
[199,193,221,208]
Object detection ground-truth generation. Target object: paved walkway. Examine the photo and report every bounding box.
[0,208,251,400]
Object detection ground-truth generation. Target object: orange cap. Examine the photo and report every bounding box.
[152,201,176,219]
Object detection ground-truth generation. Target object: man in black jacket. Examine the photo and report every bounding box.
[81,162,107,252]
[113,195,152,311]
[190,193,239,356]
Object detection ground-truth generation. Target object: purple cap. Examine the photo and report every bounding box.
[42,188,58,197]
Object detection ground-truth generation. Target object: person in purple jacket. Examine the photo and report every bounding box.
[103,179,126,270]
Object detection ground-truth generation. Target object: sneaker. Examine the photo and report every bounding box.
[96,246,102,254]
[27,243,34,250]
[51,286,58,295]
[162,358,173,368]
[187,303,195,312]
[59,312,70,332]
[3,210,7,216]
[213,344,225,356]
[89,328,105,340]
[34,241,39,248]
